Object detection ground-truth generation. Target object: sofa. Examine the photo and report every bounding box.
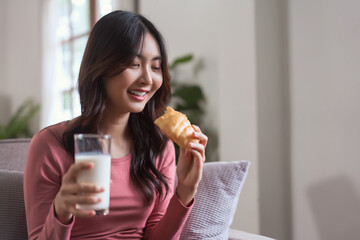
[0,138,275,240]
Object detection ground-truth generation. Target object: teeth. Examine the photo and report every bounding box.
[129,90,146,96]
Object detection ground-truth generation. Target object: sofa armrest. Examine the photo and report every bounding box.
[228,228,276,240]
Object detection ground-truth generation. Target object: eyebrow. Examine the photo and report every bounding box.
[135,54,162,61]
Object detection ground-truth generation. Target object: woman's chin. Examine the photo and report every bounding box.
[129,104,147,113]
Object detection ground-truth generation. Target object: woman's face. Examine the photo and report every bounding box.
[105,33,163,115]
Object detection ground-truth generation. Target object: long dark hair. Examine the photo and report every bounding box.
[62,11,171,205]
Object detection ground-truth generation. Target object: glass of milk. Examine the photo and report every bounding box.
[74,134,111,215]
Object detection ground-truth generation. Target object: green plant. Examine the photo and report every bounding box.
[169,54,219,161]
[0,99,40,139]
[170,54,206,126]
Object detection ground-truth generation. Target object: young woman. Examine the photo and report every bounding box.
[24,10,207,240]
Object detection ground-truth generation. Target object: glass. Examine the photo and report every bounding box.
[74,134,111,215]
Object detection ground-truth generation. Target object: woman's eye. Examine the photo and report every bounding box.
[130,64,140,68]
[152,66,161,71]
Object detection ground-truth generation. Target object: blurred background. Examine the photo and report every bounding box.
[0,0,359,239]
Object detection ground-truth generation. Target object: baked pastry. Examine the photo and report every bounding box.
[154,107,199,148]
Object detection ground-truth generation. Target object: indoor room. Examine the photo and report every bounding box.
[1,1,359,240]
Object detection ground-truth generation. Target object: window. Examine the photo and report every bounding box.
[47,0,112,126]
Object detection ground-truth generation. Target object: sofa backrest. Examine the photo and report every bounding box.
[0,138,31,171]
[0,138,31,239]
[0,169,28,239]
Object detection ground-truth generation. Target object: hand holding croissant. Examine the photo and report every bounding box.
[155,107,208,205]
[154,107,199,148]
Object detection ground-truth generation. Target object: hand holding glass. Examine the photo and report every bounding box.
[74,134,111,215]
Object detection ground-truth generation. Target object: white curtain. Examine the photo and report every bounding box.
[41,0,72,128]
[41,0,59,128]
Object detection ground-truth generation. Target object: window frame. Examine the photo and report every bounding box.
[59,0,98,117]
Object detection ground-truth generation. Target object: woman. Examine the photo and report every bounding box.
[24,10,207,239]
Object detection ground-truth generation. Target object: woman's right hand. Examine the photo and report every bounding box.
[54,162,104,224]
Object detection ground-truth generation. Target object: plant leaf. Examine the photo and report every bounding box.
[169,54,194,70]
[0,99,40,139]
[172,85,205,107]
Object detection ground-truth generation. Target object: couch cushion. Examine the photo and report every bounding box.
[0,138,31,171]
[0,169,28,239]
[180,161,250,240]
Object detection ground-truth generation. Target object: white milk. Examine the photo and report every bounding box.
[75,154,111,213]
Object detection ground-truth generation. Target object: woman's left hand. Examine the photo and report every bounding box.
[176,125,208,206]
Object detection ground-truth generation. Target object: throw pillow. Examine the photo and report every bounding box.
[180,161,250,240]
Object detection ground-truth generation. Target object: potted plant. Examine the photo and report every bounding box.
[0,99,40,139]
[169,54,218,162]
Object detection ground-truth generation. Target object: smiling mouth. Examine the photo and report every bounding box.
[128,90,147,97]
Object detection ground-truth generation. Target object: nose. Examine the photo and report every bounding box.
[140,65,152,85]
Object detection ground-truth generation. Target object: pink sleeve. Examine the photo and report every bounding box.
[143,142,194,240]
[23,131,74,240]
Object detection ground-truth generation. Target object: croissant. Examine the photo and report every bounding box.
[154,107,199,148]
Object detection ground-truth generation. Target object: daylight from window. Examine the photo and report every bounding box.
[48,0,112,126]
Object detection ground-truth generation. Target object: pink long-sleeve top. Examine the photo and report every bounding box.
[24,122,193,239]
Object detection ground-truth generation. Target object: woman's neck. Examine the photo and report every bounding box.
[100,109,132,158]
[100,114,129,136]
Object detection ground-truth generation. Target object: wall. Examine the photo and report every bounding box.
[0,1,6,93]
[217,1,260,234]
[0,0,10,124]
[289,0,360,239]
[255,0,291,239]
[0,0,42,130]
[140,0,260,234]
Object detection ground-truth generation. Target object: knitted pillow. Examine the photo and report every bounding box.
[0,169,28,239]
[180,161,250,240]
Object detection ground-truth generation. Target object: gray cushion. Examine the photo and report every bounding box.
[0,138,31,171]
[0,169,28,239]
[180,161,250,240]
